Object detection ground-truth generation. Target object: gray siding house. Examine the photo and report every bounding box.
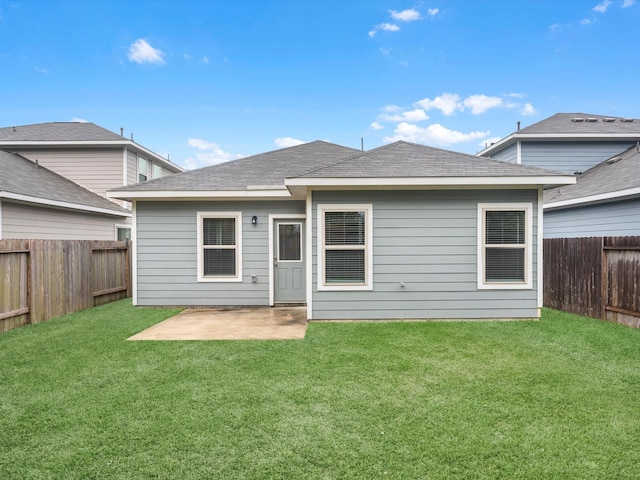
[479,113,640,238]
[544,145,640,238]
[109,141,574,320]
[0,122,183,240]
[0,151,130,240]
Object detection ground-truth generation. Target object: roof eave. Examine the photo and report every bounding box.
[107,189,296,202]
[0,192,132,217]
[544,187,640,210]
[480,133,640,156]
[285,175,576,188]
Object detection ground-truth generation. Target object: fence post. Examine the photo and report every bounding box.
[600,237,606,320]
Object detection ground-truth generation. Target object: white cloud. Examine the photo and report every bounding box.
[127,39,166,65]
[389,8,421,21]
[70,117,89,123]
[463,95,503,115]
[377,108,429,123]
[623,0,635,7]
[415,93,463,116]
[368,22,400,37]
[35,66,50,74]
[370,122,384,130]
[580,18,593,25]
[521,103,537,116]
[184,138,242,169]
[427,8,440,16]
[506,92,525,99]
[274,137,305,148]
[203,56,209,63]
[384,122,490,146]
[593,0,612,12]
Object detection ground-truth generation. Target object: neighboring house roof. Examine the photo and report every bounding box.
[0,122,183,172]
[479,113,640,156]
[109,140,574,201]
[544,144,640,210]
[0,150,131,217]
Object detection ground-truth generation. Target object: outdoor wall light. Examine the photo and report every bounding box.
[251,215,258,225]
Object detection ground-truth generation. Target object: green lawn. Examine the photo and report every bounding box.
[1,301,639,479]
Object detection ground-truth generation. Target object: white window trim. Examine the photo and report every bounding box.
[477,202,533,290]
[197,211,243,283]
[318,203,373,291]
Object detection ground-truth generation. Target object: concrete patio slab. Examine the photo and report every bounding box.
[128,306,308,340]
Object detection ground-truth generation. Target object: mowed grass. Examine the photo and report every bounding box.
[1,301,640,479]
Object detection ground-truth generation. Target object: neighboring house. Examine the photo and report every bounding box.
[479,113,640,238]
[0,150,130,240]
[543,145,640,238]
[0,122,183,240]
[109,140,574,320]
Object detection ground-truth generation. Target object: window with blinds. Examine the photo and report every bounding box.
[478,204,531,289]
[197,212,242,282]
[319,205,372,290]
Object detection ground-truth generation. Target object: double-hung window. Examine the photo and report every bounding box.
[138,157,149,182]
[318,204,372,290]
[478,203,532,289]
[197,212,242,282]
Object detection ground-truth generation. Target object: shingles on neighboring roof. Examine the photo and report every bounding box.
[111,141,362,192]
[0,122,125,142]
[110,140,569,198]
[296,141,567,178]
[517,113,640,135]
[0,150,130,215]
[544,145,640,205]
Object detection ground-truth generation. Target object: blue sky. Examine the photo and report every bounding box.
[1,0,639,169]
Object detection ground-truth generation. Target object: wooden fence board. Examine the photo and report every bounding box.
[544,236,640,328]
[0,240,130,333]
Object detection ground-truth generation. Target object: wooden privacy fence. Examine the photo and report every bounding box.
[0,239,130,333]
[544,236,640,328]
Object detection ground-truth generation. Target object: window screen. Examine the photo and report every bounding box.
[484,210,526,283]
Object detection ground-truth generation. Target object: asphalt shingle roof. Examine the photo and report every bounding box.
[111,141,362,192]
[544,145,640,204]
[297,141,567,178]
[0,122,125,142]
[0,150,130,215]
[518,113,640,135]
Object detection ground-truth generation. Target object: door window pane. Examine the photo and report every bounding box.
[278,224,301,261]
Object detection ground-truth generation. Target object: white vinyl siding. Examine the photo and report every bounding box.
[197,212,242,282]
[318,204,373,291]
[1,201,126,240]
[477,203,533,290]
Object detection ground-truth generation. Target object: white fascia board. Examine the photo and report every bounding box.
[107,189,295,201]
[0,192,132,217]
[285,176,576,188]
[479,133,640,156]
[544,187,640,210]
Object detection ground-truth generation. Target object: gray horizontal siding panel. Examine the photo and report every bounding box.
[521,142,633,174]
[135,200,304,306]
[544,198,640,238]
[1,201,123,240]
[489,143,517,163]
[311,189,539,320]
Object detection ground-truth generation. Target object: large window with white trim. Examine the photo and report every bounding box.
[318,204,372,290]
[197,212,242,282]
[478,203,532,289]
